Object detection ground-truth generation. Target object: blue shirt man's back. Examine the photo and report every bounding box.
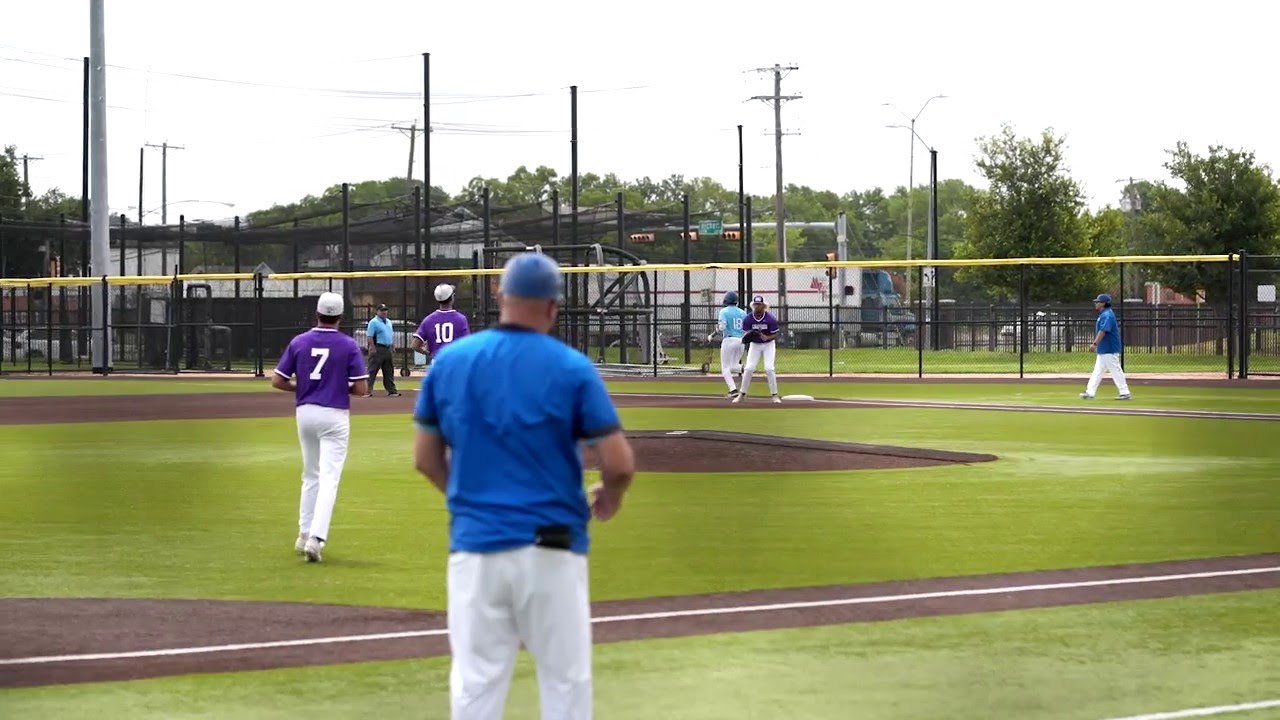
[719,306,747,338]
[1095,307,1122,354]
[414,327,622,555]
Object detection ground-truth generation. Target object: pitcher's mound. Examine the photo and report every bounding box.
[589,430,997,473]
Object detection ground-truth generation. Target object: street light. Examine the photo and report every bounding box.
[883,94,945,304]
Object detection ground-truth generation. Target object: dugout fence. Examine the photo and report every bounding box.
[2,252,1269,379]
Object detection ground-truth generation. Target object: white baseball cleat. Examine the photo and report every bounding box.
[772,394,782,404]
[295,532,308,555]
[304,537,325,563]
[1079,393,1094,400]
[731,393,744,404]
[1117,394,1132,401]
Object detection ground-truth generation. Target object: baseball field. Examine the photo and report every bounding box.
[1,375,1278,719]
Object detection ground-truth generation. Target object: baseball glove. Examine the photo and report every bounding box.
[741,331,761,345]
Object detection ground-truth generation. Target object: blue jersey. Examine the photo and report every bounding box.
[413,326,622,555]
[718,306,747,338]
[1095,308,1122,354]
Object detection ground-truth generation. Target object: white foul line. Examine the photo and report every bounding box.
[1101,699,1280,720]
[2,565,1277,667]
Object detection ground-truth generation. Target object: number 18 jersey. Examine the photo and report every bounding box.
[273,328,368,410]
[414,309,472,356]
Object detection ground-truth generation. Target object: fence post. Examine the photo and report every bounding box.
[233,215,242,299]
[682,193,691,364]
[58,214,71,364]
[551,188,561,244]
[0,215,5,277]
[745,197,754,302]
[652,269,659,379]
[117,214,126,277]
[1018,264,1027,379]
[1240,250,1249,379]
[25,281,33,373]
[828,267,835,377]
[100,276,110,375]
[616,193,628,365]
[1227,253,1235,379]
[413,185,423,327]
[255,272,265,378]
[1117,261,1126,370]
[917,264,924,378]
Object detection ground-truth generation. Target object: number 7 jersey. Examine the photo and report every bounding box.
[414,309,472,356]
[274,328,368,410]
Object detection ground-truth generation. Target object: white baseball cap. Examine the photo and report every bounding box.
[433,284,455,302]
[316,292,344,316]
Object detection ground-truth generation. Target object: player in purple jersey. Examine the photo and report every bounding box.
[732,294,782,404]
[271,292,369,563]
[411,283,472,359]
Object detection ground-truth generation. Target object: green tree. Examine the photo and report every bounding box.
[956,126,1104,302]
[248,178,448,227]
[1140,143,1280,304]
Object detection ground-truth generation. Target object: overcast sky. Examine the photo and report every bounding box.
[2,0,1275,223]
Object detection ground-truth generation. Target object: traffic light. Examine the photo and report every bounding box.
[678,231,700,242]
[629,233,655,244]
[723,230,742,241]
[825,252,837,279]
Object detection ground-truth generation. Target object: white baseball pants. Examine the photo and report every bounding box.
[448,546,592,720]
[295,404,351,542]
[720,336,745,391]
[1085,353,1130,397]
[739,340,778,396]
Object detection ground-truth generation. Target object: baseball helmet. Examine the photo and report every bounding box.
[723,291,738,306]
[1093,293,1113,304]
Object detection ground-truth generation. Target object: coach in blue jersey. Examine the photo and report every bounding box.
[413,252,636,720]
[1080,292,1132,400]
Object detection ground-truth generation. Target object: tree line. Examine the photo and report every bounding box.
[5,125,1279,304]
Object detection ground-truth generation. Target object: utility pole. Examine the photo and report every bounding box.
[392,122,420,195]
[750,64,800,317]
[144,142,184,225]
[20,154,43,209]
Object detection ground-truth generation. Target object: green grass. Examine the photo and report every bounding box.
[2,384,1278,716]
[4,590,1278,719]
[0,377,269,397]
[2,404,1277,608]
[611,380,1280,414]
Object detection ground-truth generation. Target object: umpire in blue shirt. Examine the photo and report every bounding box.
[413,252,636,720]
[364,303,400,397]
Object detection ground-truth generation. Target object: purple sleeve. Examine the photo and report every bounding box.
[457,314,471,338]
[767,313,780,335]
[274,339,297,378]
[412,316,431,342]
[347,339,369,381]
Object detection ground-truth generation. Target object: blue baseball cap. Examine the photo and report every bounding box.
[500,252,563,301]
[723,291,738,306]
[1093,293,1112,304]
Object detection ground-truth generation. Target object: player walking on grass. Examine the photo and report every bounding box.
[271,292,369,563]
[413,252,636,720]
[1080,292,1132,401]
[733,294,782,404]
[708,291,747,397]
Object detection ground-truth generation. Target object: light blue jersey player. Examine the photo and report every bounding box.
[708,291,748,396]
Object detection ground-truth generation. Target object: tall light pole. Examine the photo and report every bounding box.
[883,94,945,303]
